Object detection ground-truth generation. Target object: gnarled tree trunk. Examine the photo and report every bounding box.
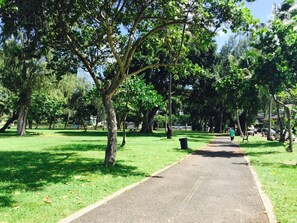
[214,112,223,133]
[17,105,28,136]
[267,96,273,140]
[273,95,293,152]
[102,94,117,166]
[284,106,293,152]
[0,113,18,133]
[17,90,32,136]
[140,107,159,133]
[236,110,244,137]
[276,103,285,142]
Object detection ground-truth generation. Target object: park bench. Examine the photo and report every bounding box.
[127,123,137,132]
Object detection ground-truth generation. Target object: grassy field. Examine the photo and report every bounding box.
[240,135,297,223]
[0,129,213,223]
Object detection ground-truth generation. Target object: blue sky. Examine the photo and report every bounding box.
[246,0,284,22]
[215,0,285,50]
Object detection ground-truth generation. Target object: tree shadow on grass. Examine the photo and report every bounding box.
[0,130,43,138]
[172,148,194,154]
[239,141,285,157]
[174,132,214,138]
[0,149,146,207]
[186,137,214,144]
[47,143,106,152]
[56,130,167,138]
[244,151,282,157]
[0,132,17,138]
[55,130,214,139]
[240,141,284,149]
[250,160,297,169]
[56,131,107,137]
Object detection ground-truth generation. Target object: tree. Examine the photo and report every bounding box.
[253,0,297,151]
[210,35,261,136]
[1,0,256,165]
[56,74,82,129]
[0,37,47,135]
[0,84,18,132]
[128,30,217,133]
[85,87,105,131]
[69,78,97,131]
[0,0,50,135]
[114,76,165,139]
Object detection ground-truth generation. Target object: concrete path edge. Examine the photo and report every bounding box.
[58,150,196,223]
[243,154,277,223]
[58,140,278,223]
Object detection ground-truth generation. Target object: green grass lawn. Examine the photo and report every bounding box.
[240,135,297,223]
[0,129,213,223]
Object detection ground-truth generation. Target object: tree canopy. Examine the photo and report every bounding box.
[2,0,281,166]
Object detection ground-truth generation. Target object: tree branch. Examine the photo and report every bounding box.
[128,63,171,77]
[66,35,101,90]
[106,63,171,97]
[104,14,126,79]
[273,94,287,107]
[113,0,128,23]
[123,3,151,65]
[125,19,188,70]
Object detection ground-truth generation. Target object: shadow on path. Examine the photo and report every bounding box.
[194,149,244,158]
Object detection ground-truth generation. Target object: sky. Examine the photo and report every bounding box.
[215,0,285,50]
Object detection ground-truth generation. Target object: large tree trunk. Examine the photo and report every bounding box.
[64,115,69,129]
[48,120,52,129]
[121,115,127,147]
[102,94,117,166]
[121,96,128,147]
[17,90,32,136]
[284,106,293,152]
[94,119,98,130]
[214,113,223,133]
[276,103,285,142]
[267,96,273,140]
[208,118,213,133]
[236,110,244,137]
[28,119,33,129]
[17,104,29,136]
[240,112,248,136]
[273,95,293,152]
[35,120,39,129]
[0,113,18,133]
[140,107,158,133]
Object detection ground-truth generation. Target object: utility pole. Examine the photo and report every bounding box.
[267,96,273,140]
[167,72,172,139]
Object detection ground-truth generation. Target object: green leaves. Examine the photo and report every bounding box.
[253,0,297,95]
[115,76,165,112]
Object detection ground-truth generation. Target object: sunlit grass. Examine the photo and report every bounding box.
[0,129,213,223]
[240,135,297,223]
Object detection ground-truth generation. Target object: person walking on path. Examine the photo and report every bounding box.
[229,127,235,142]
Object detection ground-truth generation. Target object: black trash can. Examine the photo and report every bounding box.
[179,138,188,149]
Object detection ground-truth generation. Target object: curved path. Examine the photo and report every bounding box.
[60,136,274,223]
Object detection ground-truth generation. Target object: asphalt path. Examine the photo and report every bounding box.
[60,136,272,223]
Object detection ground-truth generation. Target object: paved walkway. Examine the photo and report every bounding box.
[60,136,273,223]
